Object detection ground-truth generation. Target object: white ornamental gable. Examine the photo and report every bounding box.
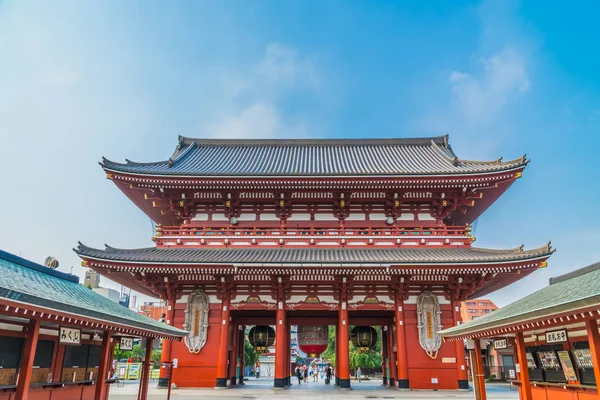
[416,291,443,359]
[183,289,210,353]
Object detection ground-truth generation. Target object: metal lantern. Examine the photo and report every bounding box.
[248,326,275,354]
[351,326,378,353]
[297,325,328,358]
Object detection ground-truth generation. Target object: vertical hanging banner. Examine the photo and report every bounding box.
[417,291,442,359]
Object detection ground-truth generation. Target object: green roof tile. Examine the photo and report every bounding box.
[0,249,186,338]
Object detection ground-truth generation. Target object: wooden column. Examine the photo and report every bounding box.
[394,297,409,389]
[381,326,388,386]
[229,324,239,386]
[215,294,231,388]
[238,325,246,385]
[137,337,153,400]
[51,344,66,383]
[586,319,600,396]
[387,324,397,387]
[158,297,176,387]
[285,323,291,386]
[337,301,350,389]
[335,324,340,386]
[15,318,40,400]
[274,304,287,388]
[94,331,112,400]
[473,341,487,400]
[515,332,532,400]
[452,300,469,389]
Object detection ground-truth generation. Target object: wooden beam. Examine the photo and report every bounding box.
[15,318,40,400]
[585,319,600,397]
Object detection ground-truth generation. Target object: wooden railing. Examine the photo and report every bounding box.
[156,225,469,238]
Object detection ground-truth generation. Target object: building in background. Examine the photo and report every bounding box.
[460,299,498,322]
[83,269,100,288]
[139,302,167,321]
[92,287,121,303]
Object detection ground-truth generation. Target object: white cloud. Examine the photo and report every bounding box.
[205,43,318,139]
[449,47,530,124]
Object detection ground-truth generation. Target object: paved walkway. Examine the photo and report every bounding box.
[109,378,518,400]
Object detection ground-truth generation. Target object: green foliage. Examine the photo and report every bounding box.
[320,326,382,369]
[244,337,258,366]
[113,343,162,364]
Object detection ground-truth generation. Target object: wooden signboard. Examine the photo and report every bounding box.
[493,339,508,349]
[120,337,134,351]
[59,326,81,345]
[545,329,568,344]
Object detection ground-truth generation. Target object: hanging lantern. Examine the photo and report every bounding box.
[297,325,328,358]
[351,326,378,353]
[248,326,275,354]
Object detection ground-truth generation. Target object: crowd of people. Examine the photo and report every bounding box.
[294,364,334,384]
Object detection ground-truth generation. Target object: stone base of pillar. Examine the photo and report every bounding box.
[238,376,245,385]
[338,378,351,389]
[157,377,170,388]
[458,380,469,390]
[388,378,394,387]
[273,378,287,389]
[215,378,228,388]
[335,376,339,386]
[396,379,409,389]
[229,377,236,386]
[382,376,387,385]
[285,376,291,386]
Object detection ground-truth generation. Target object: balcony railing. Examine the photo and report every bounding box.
[153,225,473,248]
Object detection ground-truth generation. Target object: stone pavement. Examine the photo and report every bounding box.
[109,378,519,400]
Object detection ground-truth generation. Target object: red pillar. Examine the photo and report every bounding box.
[274,304,287,388]
[138,338,153,400]
[216,295,231,388]
[337,302,350,389]
[394,298,409,389]
[335,324,340,386]
[452,300,469,389]
[387,324,397,387]
[229,324,239,386]
[94,331,112,400]
[473,341,487,400]
[51,344,66,383]
[238,326,246,385]
[381,326,388,386]
[585,319,600,396]
[514,332,531,400]
[15,318,40,400]
[285,323,291,386]
[159,297,176,387]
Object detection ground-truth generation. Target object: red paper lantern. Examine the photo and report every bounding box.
[297,325,328,358]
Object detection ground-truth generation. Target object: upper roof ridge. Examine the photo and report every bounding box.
[178,136,449,147]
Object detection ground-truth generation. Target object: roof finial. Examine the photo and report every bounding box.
[168,158,174,167]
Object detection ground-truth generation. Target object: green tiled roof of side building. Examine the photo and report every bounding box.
[0,249,186,339]
[440,261,600,338]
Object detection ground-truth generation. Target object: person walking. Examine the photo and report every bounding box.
[296,366,302,384]
[357,367,362,383]
[303,366,308,383]
[255,365,260,378]
[325,365,332,384]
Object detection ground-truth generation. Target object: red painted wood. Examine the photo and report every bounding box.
[585,319,600,397]
[394,299,408,385]
[216,297,231,385]
[137,337,153,400]
[515,332,532,400]
[274,308,287,383]
[387,324,397,387]
[93,331,111,400]
[337,307,350,383]
[15,318,40,400]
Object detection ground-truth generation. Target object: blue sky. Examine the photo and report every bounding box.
[1,0,599,307]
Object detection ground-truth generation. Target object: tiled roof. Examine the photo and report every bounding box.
[440,261,600,338]
[0,249,186,338]
[101,135,527,177]
[75,243,553,265]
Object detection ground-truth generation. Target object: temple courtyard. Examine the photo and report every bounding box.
[109,379,518,399]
